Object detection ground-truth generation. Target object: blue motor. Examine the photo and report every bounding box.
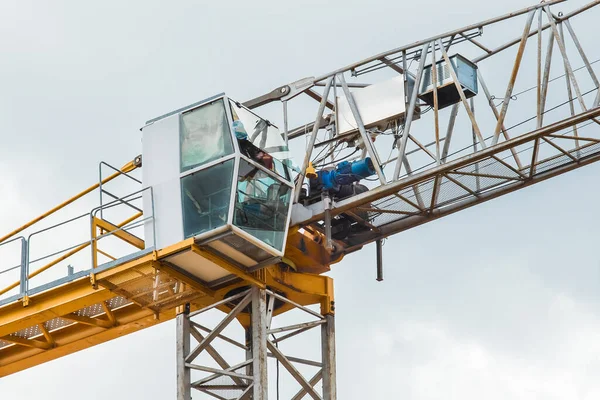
[310,157,376,194]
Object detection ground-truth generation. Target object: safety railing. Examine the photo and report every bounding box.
[0,157,154,306]
[90,186,156,270]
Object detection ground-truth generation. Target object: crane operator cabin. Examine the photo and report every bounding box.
[141,95,297,285]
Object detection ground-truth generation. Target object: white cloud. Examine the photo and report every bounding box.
[359,292,600,400]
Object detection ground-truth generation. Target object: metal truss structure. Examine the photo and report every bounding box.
[177,287,335,400]
[3,2,600,399]
[247,0,600,257]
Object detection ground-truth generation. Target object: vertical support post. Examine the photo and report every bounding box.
[91,217,98,269]
[393,43,431,181]
[283,100,289,147]
[321,314,337,400]
[19,238,28,305]
[537,9,543,128]
[332,76,338,164]
[376,239,384,282]
[470,97,481,191]
[90,217,98,288]
[176,310,191,400]
[98,164,104,220]
[430,41,441,164]
[251,287,268,399]
[245,327,254,379]
[402,50,409,114]
[531,18,555,177]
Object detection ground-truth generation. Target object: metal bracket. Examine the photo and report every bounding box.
[243,77,316,109]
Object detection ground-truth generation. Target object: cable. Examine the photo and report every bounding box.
[312,141,342,166]
[491,57,600,106]
[504,86,598,132]
[500,119,596,163]
[318,148,359,168]
[271,334,280,400]
[310,140,335,165]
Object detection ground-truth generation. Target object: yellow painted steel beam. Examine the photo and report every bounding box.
[1,335,52,350]
[0,249,158,337]
[267,267,335,315]
[0,235,335,377]
[157,262,216,298]
[93,217,145,250]
[284,227,344,274]
[97,248,117,261]
[0,305,164,376]
[61,313,113,329]
[38,323,55,347]
[101,301,117,326]
[0,294,220,377]
[0,279,114,338]
[190,244,267,289]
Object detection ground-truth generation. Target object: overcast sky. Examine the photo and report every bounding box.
[2,0,600,399]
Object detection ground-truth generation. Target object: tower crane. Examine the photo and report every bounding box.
[2,1,600,399]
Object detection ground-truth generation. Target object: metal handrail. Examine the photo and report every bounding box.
[0,186,155,300]
[0,158,139,244]
[0,236,27,297]
[92,189,146,217]
[90,186,155,269]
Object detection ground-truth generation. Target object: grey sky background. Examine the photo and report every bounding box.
[2,0,600,399]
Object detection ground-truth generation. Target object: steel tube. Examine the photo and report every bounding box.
[438,39,486,148]
[557,0,600,21]
[558,21,581,151]
[177,312,191,400]
[313,0,565,82]
[251,288,268,400]
[441,104,459,162]
[337,73,386,184]
[321,314,337,400]
[477,67,523,168]
[546,6,587,111]
[563,19,600,108]
[0,159,138,244]
[294,76,334,201]
[376,239,383,282]
[431,41,441,164]
[393,42,430,180]
[492,10,536,145]
[296,106,600,225]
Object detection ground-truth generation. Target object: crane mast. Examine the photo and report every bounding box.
[2,1,600,399]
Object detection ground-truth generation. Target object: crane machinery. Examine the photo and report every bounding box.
[2,1,600,398]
